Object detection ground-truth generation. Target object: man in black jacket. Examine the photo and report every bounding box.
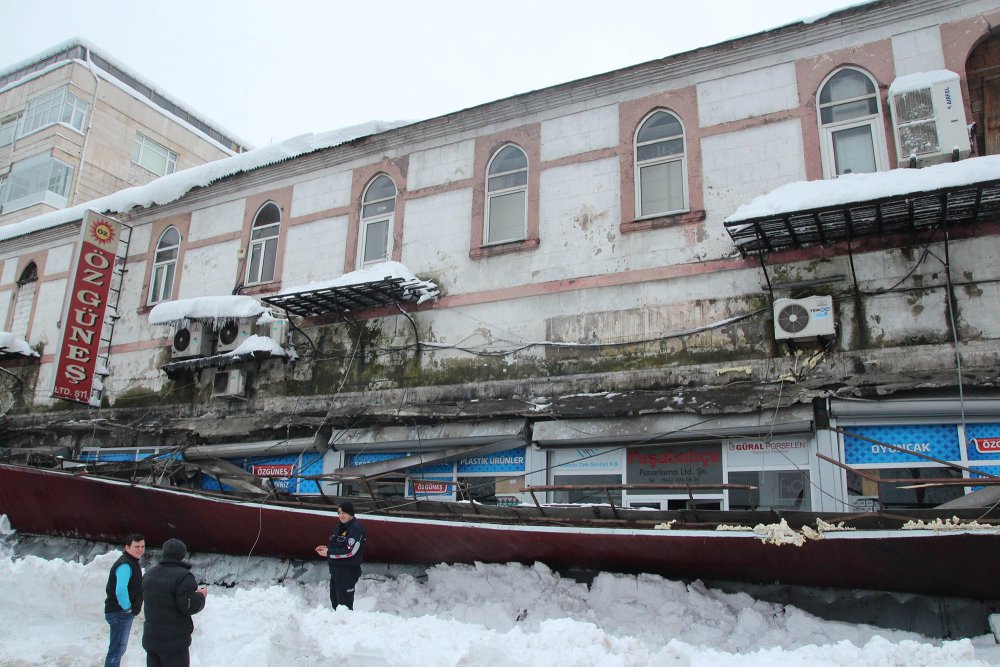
[315,500,366,609]
[141,538,207,667]
[104,532,145,667]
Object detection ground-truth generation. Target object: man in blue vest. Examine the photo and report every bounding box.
[315,500,366,609]
[103,533,145,667]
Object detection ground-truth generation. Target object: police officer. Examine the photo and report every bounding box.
[314,501,366,609]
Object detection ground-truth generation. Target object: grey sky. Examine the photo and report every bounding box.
[1,0,867,148]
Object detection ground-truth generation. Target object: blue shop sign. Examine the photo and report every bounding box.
[843,424,960,464]
[346,451,452,474]
[965,423,1000,461]
[457,447,526,473]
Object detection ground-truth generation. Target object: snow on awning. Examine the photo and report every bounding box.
[0,332,38,360]
[149,295,265,325]
[261,261,439,318]
[724,157,1000,256]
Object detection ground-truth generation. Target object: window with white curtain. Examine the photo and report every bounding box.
[360,175,396,267]
[245,202,280,285]
[132,134,178,176]
[485,145,528,245]
[148,226,180,304]
[817,68,888,178]
[635,110,687,217]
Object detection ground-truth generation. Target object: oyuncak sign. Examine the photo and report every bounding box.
[51,211,122,405]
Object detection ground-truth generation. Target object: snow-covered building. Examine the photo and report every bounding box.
[0,39,249,228]
[1,0,999,516]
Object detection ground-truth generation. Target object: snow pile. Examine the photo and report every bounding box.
[902,517,999,532]
[0,331,37,357]
[223,334,294,359]
[0,527,996,666]
[148,295,265,325]
[726,155,1000,223]
[278,260,440,305]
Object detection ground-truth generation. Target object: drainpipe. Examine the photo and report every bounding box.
[70,47,101,207]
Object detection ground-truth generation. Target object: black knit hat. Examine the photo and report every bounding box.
[339,500,355,517]
[161,538,187,561]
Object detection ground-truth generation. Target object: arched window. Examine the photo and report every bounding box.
[10,262,37,339]
[359,175,396,267]
[817,68,888,177]
[148,226,180,304]
[485,145,528,244]
[635,110,687,217]
[246,202,280,285]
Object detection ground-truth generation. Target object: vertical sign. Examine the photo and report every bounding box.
[51,211,121,405]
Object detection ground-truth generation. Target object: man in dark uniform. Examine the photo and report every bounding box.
[315,500,366,609]
[141,538,207,667]
[104,533,145,667]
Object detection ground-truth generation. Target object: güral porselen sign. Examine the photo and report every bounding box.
[51,211,122,405]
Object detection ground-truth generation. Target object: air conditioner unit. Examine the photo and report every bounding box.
[773,296,835,340]
[171,321,212,359]
[261,319,289,346]
[888,70,970,167]
[212,369,246,398]
[215,319,254,353]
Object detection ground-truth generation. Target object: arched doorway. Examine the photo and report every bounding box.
[966,32,1000,156]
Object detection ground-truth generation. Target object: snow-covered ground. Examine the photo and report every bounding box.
[0,518,997,666]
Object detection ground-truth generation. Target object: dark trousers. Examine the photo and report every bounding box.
[104,611,134,667]
[329,566,362,609]
[146,649,190,667]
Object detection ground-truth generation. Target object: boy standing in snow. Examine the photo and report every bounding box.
[315,500,366,609]
[141,538,207,667]
[103,533,145,667]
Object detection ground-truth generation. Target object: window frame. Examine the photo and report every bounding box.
[2,154,75,212]
[358,174,396,269]
[147,226,180,305]
[0,115,19,147]
[484,144,529,246]
[132,133,178,177]
[17,86,89,138]
[633,109,689,219]
[244,202,281,286]
[816,67,889,178]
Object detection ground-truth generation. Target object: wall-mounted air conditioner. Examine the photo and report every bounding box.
[888,70,970,167]
[261,319,289,346]
[212,368,246,398]
[773,296,835,340]
[171,321,212,359]
[215,319,254,353]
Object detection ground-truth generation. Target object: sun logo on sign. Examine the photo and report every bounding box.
[89,219,116,246]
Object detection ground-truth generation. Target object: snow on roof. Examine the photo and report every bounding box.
[0,119,411,244]
[0,332,37,357]
[277,261,439,305]
[148,295,265,325]
[888,69,959,95]
[725,156,1000,224]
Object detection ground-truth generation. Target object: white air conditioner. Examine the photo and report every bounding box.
[215,319,254,353]
[773,296,835,340]
[261,319,289,346]
[212,369,246,398]
[889,70,970,167]
[171,321,212,359]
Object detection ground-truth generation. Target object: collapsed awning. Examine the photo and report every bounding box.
[328,419,529,452]
[725,176,1000,257]
[261,276,432,318]
[183,437,319,460]
[161,349,288,375]
[532,411,814,448]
